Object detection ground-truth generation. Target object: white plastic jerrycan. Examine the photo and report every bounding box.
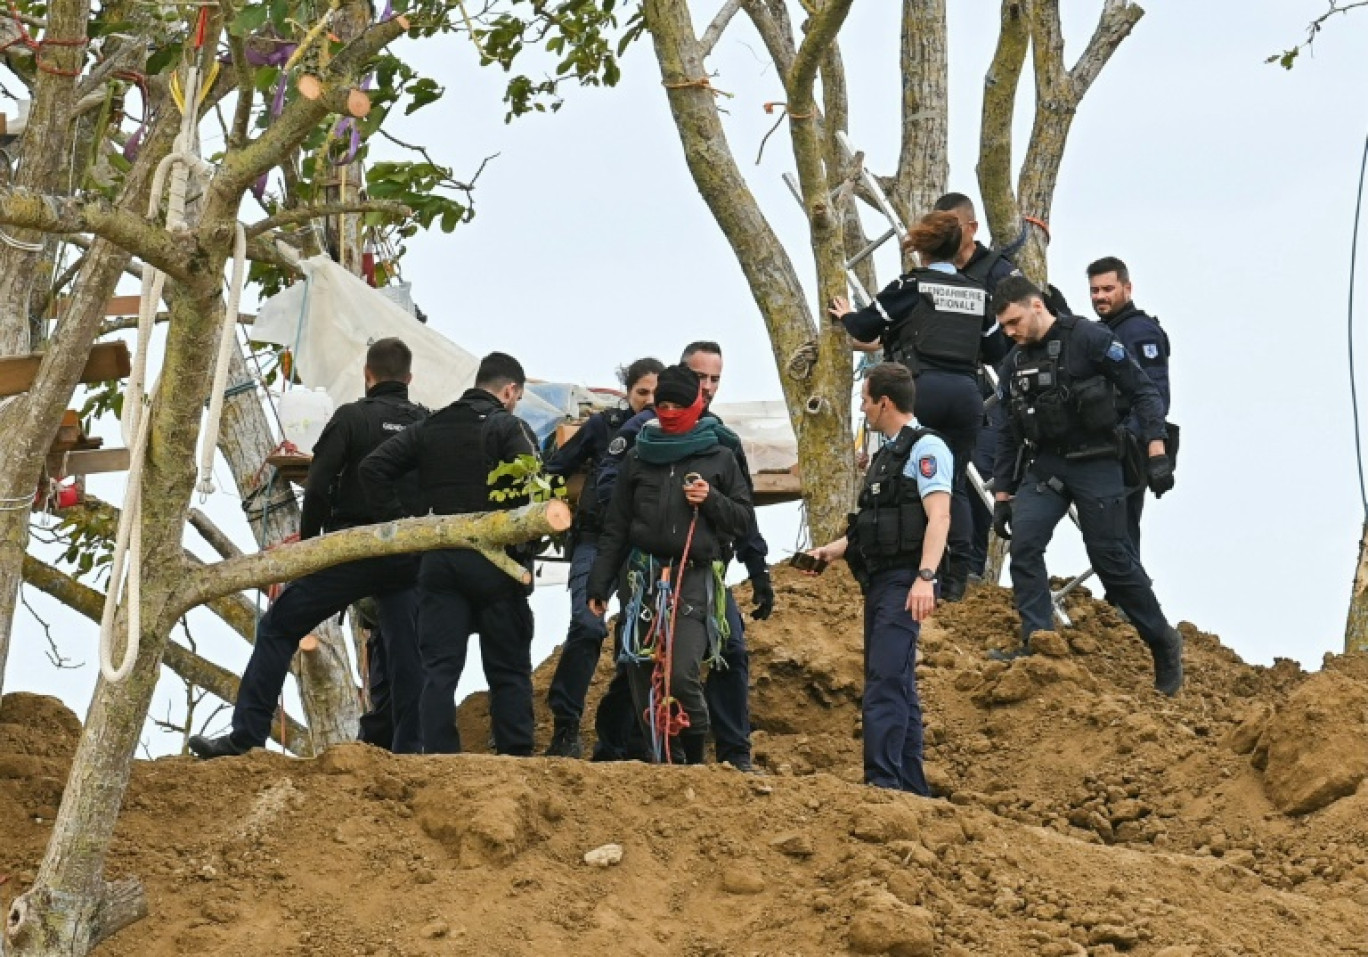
[278,387,335,453]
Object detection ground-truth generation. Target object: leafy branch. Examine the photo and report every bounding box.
[1269,0,1368,69]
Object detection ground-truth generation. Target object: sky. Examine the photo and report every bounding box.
[7,0,1368,751]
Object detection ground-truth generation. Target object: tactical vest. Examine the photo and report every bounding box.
[883,269,989,375]
[1006,316,1119,451]
[848,425,936,580]
[961,247,1008,290]
[417,401,525,516]
[329,392,426,530]
[575,406,631,534]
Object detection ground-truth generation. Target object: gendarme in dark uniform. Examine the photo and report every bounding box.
[990,277,1182,695]
[189,337,427,759]
[360,352,540,755]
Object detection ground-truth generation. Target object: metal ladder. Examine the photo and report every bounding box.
[784,133,1093,626]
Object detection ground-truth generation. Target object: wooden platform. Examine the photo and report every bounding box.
[0,341,132,398]
[266,451,313,486]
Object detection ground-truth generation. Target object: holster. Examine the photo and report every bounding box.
[1165,421,1181,472]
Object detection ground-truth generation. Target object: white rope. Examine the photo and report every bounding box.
[197,222,246,498]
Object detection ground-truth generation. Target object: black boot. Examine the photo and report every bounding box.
[680,733,707,766]
[1151,626,1183,696]
[188,733,252,760]
[544,722,583,759]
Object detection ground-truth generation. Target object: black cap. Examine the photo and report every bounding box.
[654,363,701,407]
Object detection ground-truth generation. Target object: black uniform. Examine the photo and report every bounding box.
[587,426,752,762]
[360,387,539,754]
[841,264,1005,599]
[994,315,1182,694]
[193,381,427,759]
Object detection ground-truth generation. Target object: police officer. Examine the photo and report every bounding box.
[587,365,754,764]
[830,211,1005,602]
[1087,256,1173,559]
[990,277,1182,694]
[589,342,772,770]
[360,352,540,754]
[542,357,663,758]
[805,363,951,794]
[189,338,427,759]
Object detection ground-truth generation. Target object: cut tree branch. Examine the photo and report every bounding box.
[175,501,571,618]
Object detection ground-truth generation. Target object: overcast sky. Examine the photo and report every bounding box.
[9,1,1368,749]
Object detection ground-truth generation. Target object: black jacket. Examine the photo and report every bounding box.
[360,388,537,520]
[545,406,633,538]
[299,380,426,540]
[587,441,753,601]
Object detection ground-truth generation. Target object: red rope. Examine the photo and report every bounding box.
[2,0,88,77]
[647,509,699,763]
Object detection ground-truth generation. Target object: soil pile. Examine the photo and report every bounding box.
[5,566,1368,956]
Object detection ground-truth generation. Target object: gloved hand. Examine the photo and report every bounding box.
[1146,454,1175,498]
[749,569,775,620]
[992,499,1013,540]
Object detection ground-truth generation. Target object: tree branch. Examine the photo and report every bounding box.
[892,0,949,225]
[1069,0,1144,98]
[976,0,1029,249]
[0,188,193,282]
[175,501,571,618]
[188,508,243,559]
[700,0,744,58]
[788,0,853,99]
[245,200,412,239]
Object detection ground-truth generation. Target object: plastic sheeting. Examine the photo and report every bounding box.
[252,257,565,440]
[711,400,798,473]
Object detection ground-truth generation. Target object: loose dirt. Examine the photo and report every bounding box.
[4,566,1368,955]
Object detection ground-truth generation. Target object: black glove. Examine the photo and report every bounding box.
[992,500,1013,540]
[749,569,775,621]
[1146,454,1175,498]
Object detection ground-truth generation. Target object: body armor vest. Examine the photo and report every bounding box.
[1007,316,1119,451]
[883,269,988,375]
[848,425,936,582]
[419,403,523,515]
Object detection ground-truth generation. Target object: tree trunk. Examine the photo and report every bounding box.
[645,0,857,542]
[891,0,948,226]
[213,344,359,747]
[1347,521,1368,653]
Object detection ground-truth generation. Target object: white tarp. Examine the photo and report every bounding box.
[711,400,797,473]
[252,256,564,437]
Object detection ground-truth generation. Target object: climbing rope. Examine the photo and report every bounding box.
[197,221,248,498]
[649,510,698,763]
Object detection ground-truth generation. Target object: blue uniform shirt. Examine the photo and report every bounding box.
[1101,302,1171,432]
[901,424,954,499]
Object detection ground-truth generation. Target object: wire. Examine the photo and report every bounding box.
[1349,132,1368,519]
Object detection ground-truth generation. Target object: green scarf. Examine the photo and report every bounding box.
[635,417,741,465]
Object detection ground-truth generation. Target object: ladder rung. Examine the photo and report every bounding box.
[846,227,897,270]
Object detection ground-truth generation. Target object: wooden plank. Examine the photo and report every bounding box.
[46,448,130,476]
[0,341,132,398]
[103,295,141,317]
[752,470,803,507]
[554,422,580,448]
[267,452,312,487]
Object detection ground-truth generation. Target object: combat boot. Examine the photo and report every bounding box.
[544,721,583,759]
[680,733,707,766]
[188,733,252,760]
[1151,626,1184,696]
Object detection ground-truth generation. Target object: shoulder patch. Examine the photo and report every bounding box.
[1141,342,1160,359]
[1105,341,1126,362]
[918,456,938,479]
[608,436,627,456]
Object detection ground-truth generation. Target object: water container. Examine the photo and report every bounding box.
[278,387,334,453]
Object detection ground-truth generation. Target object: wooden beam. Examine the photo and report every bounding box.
[46,448,130,476]
[0,341,132,398]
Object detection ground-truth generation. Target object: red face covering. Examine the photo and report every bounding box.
[656,391,705,434]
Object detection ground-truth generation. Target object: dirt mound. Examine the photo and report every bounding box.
[5,567,1368,955]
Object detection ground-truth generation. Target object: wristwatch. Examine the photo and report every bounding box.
[917,568,937,583]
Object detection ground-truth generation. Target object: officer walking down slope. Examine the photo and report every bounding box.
[805,363,951,794]
[190,338,428,758]
[990,278,1183,695]
[542,357,663,758]
[361,352,541,754]
[1087,256,1173,559]
[830,211,1006,602]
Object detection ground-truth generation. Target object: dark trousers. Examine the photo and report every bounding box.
[417,549,534,755]
[862,569,928,795]
[1125,485,1146,560]
[1009,454,1170,648]
[591,617,640,761]
[967,407,1002,577]
[704,590,750,762]
[357,626,395,749]
[232,555,421,752]
[913,369,983,587]
[546,540,609,727]
[626,565,712,755]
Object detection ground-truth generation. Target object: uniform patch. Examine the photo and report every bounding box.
[1141,342,1160,359]
[919,456,938,479]
[920,282,987,316]
[1106,341,1126,362]
[608,436,627,455]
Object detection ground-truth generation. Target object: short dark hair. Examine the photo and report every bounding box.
[475,352,526,391]
[932,192,975,217]
[365,337,412,381]
[1086,256,1130,283]
[866,362,917,414]
[618,356,665,391]
[680,341,722,362]
[993,275,1046,316]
